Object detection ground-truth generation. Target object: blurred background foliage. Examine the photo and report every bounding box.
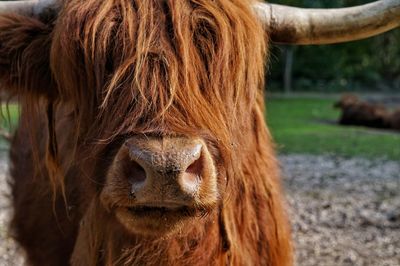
[267,0,400,92]
[264,0,400,159]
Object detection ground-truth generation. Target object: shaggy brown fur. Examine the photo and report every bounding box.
[0,0,292,265]
[334,94,391,129]
[389,108,400,131]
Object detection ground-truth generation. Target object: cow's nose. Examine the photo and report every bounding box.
[122,136,213,201]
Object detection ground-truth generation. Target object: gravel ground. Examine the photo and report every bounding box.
[282,155,400,266]
[0,156,24,266]
[0,154,399,265]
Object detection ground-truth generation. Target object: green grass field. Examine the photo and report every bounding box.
[0,104,19,150]
[1,103,19,129]
[1,99,399,159]
[266,97,400,159]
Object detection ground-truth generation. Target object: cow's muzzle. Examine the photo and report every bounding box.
[100,136,218,235]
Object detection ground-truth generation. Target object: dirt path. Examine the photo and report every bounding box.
[0,154,399,265]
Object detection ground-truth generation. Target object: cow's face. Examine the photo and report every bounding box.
[48,0,265,236]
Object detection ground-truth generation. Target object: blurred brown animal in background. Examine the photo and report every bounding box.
[334,94,391,129]
[389,109,400,131]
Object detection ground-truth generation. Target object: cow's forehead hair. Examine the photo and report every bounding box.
[51,0,266,146]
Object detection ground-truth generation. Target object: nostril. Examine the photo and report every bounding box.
[125,161,147,185]
[181,155,203,193]
[186,156,203,177]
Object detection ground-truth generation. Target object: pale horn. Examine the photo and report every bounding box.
[0,0,59,17]
[254,0,400,44]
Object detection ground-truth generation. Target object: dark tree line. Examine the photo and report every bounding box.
[267,0,400,92]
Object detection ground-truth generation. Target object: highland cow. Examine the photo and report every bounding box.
[334,94,400,131]
[389,109,400,131]
[334,94,391,129]
[0,0,399,265]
